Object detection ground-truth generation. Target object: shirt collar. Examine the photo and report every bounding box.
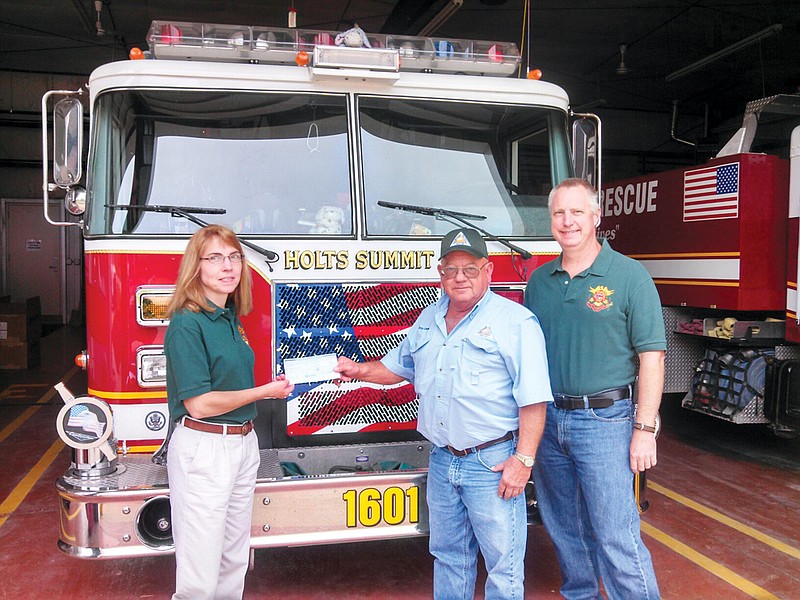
[202,299,235,321]
[436,288,493,319]
[549,238,612,278]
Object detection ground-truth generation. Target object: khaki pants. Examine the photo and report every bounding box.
[168,422,260,600]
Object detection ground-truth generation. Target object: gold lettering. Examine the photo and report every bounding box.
[298,251,315,270]
[319,250,337,269]
[355,250,368,270]
[385,250,400,269]
[400,250,416,269]
[284,250,300,270]
[290,249,435,271]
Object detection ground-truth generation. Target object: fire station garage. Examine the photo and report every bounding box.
[1,2,799,599]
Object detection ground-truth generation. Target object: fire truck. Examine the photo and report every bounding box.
[42,20,603,559]
[601,94,800,437]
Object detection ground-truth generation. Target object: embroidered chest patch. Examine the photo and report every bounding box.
[587,285,614,312]
[477,326,494,339]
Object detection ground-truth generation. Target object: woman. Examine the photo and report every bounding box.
[164,224,293,599]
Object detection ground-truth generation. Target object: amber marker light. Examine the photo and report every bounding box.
[296,51,310,66]
[129,47,145,60]
[527,69,542,80]
[136,289,174,326]
[75,351,88,370]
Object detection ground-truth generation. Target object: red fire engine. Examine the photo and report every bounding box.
[42,20,602,558]
[602,94,800,437]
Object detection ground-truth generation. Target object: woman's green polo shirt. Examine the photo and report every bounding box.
[165,302,257,424]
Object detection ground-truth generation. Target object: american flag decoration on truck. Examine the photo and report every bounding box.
[276,282,440,435]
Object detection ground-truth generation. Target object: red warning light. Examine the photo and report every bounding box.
[129,47,145,60]
[296,51,310,66]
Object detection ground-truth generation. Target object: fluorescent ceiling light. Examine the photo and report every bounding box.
[666,24,782,82]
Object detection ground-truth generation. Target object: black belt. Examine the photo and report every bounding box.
[553,384,633,410]
[445,431,515,457]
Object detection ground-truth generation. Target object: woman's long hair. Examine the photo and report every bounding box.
[166,225,253,317]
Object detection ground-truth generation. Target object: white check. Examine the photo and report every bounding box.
[283,353,339,384]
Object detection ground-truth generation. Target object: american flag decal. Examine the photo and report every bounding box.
[276,282,440,436]
[67,405,106,438]
[683,162,739,222]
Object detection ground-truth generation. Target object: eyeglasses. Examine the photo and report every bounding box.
[201,252,243,265]
[437,263,488,280]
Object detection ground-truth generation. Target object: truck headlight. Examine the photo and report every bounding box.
[137,347,166,387]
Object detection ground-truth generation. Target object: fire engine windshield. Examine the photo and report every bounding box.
[86,89,569,239]
[359,96,570,238]
[86,89,351,236]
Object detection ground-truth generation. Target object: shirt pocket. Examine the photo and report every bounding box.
[461,334,500,386]
[406,327,434,365]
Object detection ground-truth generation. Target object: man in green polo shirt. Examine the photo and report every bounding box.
[524,178,665,600]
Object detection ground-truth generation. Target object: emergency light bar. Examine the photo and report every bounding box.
[146,21,520,77]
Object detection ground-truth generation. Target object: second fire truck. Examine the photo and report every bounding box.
[602,94,800,437]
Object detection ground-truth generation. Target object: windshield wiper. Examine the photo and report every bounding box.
[377,201,487,221]
[106,204,279,268]
[377,201,532,260]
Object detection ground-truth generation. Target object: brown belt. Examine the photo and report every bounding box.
[181,416,254,436]
[445,431,515,457]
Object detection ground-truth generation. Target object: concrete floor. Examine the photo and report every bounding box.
[1,325,799,599]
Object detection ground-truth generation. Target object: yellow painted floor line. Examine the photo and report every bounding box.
[649,480,800,560]
[0,366,79,445]
[0,438,65,529]
[641,521,782,600]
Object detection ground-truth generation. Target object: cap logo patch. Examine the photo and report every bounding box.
[451,231,470,247]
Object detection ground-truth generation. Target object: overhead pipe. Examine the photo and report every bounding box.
[666,24,782,82]
[670,100,696,147]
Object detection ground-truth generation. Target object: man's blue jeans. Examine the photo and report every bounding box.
[427,440,526,600]
[534,399,660,600]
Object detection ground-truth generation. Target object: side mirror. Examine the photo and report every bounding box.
[65,186,87,216]
[53,97,83,187]
[571,115,601,191]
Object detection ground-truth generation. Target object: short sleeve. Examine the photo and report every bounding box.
[165,317,212,402]
[628,274,667,354]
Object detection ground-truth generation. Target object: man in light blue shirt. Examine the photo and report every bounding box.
[336,227,552,600]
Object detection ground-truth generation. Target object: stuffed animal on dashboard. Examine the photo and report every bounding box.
[309,205,345,234]
[335,23,371,48]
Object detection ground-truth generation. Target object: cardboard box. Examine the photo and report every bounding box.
[0,296,41,319]
[0,297,41,368]
[0,341,40,369]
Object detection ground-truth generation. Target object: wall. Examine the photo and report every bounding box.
[0,70,87,322]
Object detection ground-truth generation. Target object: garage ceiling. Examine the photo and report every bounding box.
[2,0,798,134]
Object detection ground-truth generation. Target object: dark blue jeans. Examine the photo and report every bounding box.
[534,400,660,600]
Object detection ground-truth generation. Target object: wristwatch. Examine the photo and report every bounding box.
[513,451,535,468]
[633,413,661,435]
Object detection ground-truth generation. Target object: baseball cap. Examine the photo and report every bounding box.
[439,228,488,259]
